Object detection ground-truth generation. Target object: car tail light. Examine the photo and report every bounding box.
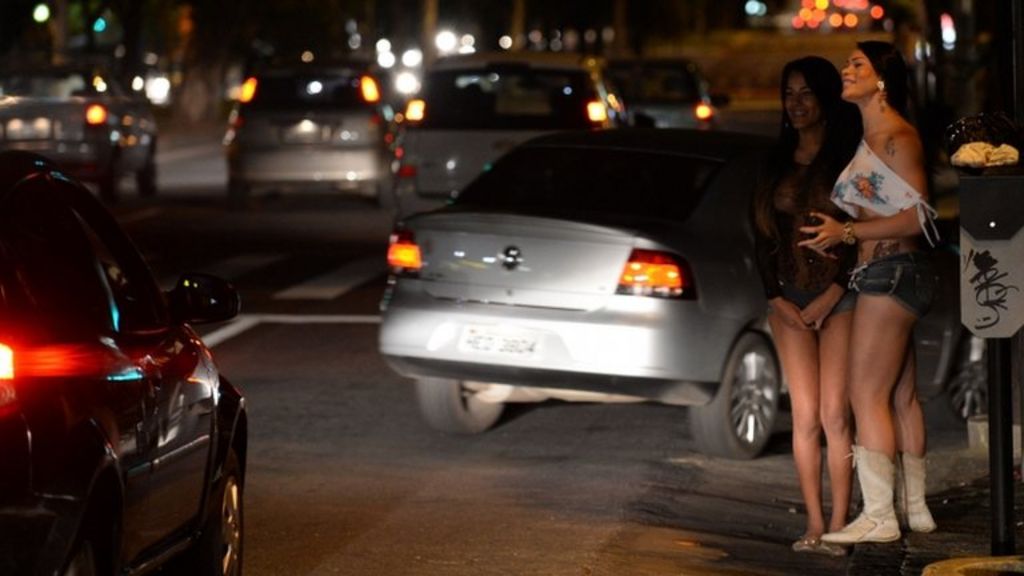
[360,75,381,103]
[616,249,695,299]
[396,164,416,178]
[85,104,108,125]
[694,102,714,121]
[387,230,422,275]
[405,99,425,122]
[239,76,258,103]
[0,343,14,411]
[587,100,608,124]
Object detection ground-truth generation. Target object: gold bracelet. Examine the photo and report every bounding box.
[841,221,857,245]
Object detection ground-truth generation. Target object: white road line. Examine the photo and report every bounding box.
[273,256,384,300]
[200,253,287,279]
[201,313,382,348]
[119,207,163,224]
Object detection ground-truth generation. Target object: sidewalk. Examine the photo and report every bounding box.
[846,449,1024,575]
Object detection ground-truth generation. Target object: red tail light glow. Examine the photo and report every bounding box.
[587,100,608,123]
[616,249,695,299]
[396,164,416,178]
[695,103,714,121]
[85,104,108,125]
[239,76,258,103]
[0,343,13,380]
[360,76,381,103]
[387,230,422,274]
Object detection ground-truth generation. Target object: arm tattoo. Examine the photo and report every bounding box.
[885,136,896,157]
[872,241,901,259]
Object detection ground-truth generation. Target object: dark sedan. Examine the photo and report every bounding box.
[0,152,246,576]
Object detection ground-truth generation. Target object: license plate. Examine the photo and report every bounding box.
[457,325,541,358]
[5,117,51,140]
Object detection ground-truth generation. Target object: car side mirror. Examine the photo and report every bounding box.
[168,273,240,324]
[710,93,731,108]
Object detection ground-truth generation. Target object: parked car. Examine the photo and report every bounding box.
[391,51,627,217]
[224,61,392,208]
[607,57,728,128]
[0,66,158,202]
[0,151,246,576]
[378,129,982,459]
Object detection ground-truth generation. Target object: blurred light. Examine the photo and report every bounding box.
[814,0,829,9]
[85,104,108,125]
[792,15,806,29]
[941,13,956,49]
[435,30,457,53]
[301,50,315,63]
[404,98,425,121]
[870,5,885,19]
[146,75,171,105]
[812,9,825,21]
[457,45,475,54]
[834,0,846,6]
[801,0,814,8]
[807,17,821,28]
[528,29,543,44]
[550,39,563,51]
[844,13,859,27]
[829,12,843,27]
[601,26,615,43]
[460,34,475,47]
[376,38,392,53]
[114,44,126,58]
[93,17,107,33]
[92,75,107,93]
[306,80,323,95]
[144,52,158,66]
[395,71,420,95]
[360,75,380,103]
[583,29,597,44]
[348,34,362,50]
[586,100,607,123]
[131,76,144,91]
[377,51,396,68]
[799,8,813,20]
[401,49,423,67]
[345,19,358,34]
[238,76,257,103]
[695,103,713,120]
[32,3,50,23]
[498,35,513,50]
[744,0,767,17]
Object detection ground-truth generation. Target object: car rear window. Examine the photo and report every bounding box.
[608,63,702,104]
[454,146,720,221]
[418,67,598,130]
[246,71,371,111]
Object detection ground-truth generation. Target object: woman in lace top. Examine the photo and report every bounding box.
[752,56,860,556]
[800,41,939,545]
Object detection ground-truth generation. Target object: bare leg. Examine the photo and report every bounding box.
[769,314,825,537]
[848,295,918,457]
[892,345,927,457]
[817,310,854,532]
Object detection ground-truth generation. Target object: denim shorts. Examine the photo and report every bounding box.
[849,252,935,318]
[780,283,857,317]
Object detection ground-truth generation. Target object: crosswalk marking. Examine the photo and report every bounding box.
[201,313,381,347]
[273,256,384,300]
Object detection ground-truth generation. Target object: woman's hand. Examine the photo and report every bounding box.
[800,284,844,330]
[770,297,811,331]
[797,211,843,259]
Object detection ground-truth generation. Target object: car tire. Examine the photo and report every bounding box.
[689,331,780,459]
[136,142,157,198]
[415,378,504,434]
[227,178,250,211]
[180,449,243,576]
[947,334,988,421]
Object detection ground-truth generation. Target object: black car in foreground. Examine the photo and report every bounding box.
[0,152,246,576]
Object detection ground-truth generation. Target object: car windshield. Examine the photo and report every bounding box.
[608,63,702,104]
[418,67,597,130]
[454,146,720,221]
[246,71,371,111]
[0,71,113,98]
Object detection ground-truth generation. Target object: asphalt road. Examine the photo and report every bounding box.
[114,121,983,576]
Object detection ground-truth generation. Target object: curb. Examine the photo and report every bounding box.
[922,555,1024,575]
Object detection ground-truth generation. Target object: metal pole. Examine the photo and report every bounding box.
[988,338,1016,555]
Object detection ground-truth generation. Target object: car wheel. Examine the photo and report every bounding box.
[136,142,157,198]
[689,331,780,459]
[181,449,243,576]
[227,178,250,211]
[63,538,98,576]
[415,378,504,434]
[947,335,988,421]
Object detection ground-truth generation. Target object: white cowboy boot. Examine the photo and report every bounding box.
[899,452,937,533]
[821,446,901,544]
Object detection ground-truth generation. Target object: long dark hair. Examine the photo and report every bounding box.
[857,40,910,117]
[753,56,861,239]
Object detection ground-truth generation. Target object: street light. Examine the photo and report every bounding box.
[32,3,50,23]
